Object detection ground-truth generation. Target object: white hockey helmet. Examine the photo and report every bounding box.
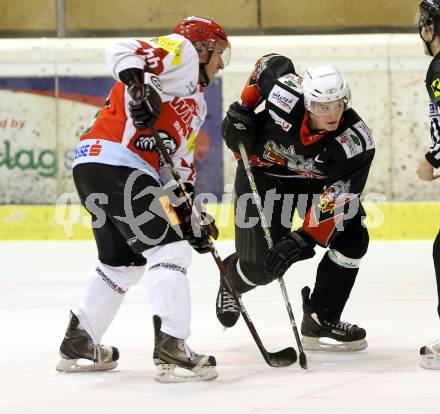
[302,65,351,115]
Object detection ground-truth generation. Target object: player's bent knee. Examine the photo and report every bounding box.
[333,226,369,260]
[144,240,192,270]
[98,262,146,292]
[327,249,362,269]
[358,228,370,258]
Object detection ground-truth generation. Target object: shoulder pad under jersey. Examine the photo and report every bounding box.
[108,34,199,97]
[147,34,199,96]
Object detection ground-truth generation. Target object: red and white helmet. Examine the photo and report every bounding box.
[174,16,231,67]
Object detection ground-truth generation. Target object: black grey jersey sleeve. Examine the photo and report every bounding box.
[426,100,440,168]
[424,56,440,168]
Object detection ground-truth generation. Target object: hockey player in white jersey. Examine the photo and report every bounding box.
[56,16,230,382]
[416,0,440,370]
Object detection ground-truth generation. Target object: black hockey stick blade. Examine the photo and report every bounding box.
[298,351,307,369]
[264,346,297,367]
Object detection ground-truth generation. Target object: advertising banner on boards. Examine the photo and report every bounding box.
[0,77,223,204]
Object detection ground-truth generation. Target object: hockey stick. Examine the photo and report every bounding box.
[238,142,308,370]
[150,126,296,367]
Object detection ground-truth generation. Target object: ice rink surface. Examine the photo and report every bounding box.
[1,240,440,414]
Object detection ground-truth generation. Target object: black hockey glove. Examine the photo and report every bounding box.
[221,101,257,154]
[173,186,219,254]
[265,229,316,279]
[119,68,162,130]
[178,207,218,254]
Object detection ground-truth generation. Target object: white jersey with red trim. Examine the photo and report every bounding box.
[73,33,205,185]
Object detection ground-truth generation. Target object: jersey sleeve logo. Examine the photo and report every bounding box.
[353,121,374,150]
[431,78,440,98]
[335,128,364,158]
[278,73,302,94]
[268,109,292,131]
[267,85,299,113]
[155,36,183,66]
[144,48,161,69]
[429,102,439,116]
[150,75,162,91]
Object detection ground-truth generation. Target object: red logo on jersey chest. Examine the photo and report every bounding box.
[170,97,196,128]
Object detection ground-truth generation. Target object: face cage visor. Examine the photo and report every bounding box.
[220,42,232,67]
[194,40,231,67]
[210,41,231,67]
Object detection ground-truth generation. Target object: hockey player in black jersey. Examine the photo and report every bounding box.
[416,0,440,370]
[216,54,375,352]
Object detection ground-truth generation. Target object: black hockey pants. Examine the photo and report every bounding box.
[73,163,183,267]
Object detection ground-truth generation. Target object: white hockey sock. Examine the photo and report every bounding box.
[147,263,191,339]
[144,241,192,339]
[76,263,145,344]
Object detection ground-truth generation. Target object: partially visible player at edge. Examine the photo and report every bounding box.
[217,54,375,352]
[56,16,230,382]
[416,0,440,370]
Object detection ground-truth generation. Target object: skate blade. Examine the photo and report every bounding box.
[420,354,440,370]
[154,364,218,383]
[56,357,117,373]
[302,336,368,352]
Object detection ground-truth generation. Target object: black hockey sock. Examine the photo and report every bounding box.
[311,252,358,321]
[433,231,440,319]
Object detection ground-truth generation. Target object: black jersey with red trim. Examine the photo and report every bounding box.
[237,54,375,247]
[425,51,440,168]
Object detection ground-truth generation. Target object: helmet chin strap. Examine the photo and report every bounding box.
[198,50,214,87]
[420,26,437,56]
[199,64,210,87]
[424,37,435,56]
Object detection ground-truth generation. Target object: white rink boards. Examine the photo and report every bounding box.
[0,240,439,414]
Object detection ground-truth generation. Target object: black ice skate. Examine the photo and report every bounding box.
[152,315,217,383]
[216,280,240,328]
[420,339,440,370]
[56,310,119,373]
[300,286,368,352]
